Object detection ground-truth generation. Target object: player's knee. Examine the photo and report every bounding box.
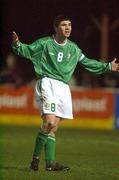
[50,125,58,133]
[42,121,56,133]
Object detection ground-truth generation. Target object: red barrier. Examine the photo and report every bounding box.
[0,86,38,115]
[72,88,114,119]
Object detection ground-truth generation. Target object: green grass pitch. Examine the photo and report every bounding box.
[0,125,119,180]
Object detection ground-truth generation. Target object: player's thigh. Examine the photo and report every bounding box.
[35,78,57,115]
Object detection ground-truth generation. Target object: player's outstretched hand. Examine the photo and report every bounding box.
[12,32,20,45]
[111,58,119,72]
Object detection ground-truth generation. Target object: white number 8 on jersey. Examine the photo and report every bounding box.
[57,52,63,62]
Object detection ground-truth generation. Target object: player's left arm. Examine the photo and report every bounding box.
[79,54,119,74]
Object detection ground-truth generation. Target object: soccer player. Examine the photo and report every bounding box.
[12,15,119,171]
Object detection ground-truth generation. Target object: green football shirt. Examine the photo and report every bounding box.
[12,36,112,83]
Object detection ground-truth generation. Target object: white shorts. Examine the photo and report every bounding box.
[35,77,73,119]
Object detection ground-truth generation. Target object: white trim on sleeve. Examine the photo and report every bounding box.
[16,42,21,48]
[78,54,85,62]
[108,62,112,71]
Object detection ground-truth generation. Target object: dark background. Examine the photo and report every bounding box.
[0,0,119,86]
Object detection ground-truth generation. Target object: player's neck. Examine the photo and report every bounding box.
[53,34,67,45]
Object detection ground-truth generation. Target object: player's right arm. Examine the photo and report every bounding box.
[12,32,20,46]
[12,32,41,60]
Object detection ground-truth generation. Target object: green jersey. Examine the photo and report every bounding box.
[12,36,112,83]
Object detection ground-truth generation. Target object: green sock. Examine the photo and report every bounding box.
[33,129,48,157]
[45,135,56,166]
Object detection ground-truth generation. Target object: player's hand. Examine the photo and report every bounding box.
[12,31,20,45]
[111,58,119,72]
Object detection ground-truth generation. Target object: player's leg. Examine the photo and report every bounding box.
[44,115,59,167]
[30,114,57,171]
[42,79,71,171]
[44,115,70,171]
[30,78,50,170]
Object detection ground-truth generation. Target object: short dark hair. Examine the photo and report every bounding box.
[53,15,71,27]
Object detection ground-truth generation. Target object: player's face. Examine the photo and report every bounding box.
[55,20,72,38]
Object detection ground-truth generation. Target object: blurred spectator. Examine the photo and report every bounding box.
[74,64,119,88]
[103,72,119,88]
[0,52,36,87]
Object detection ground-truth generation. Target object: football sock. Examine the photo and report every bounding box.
[45,134,56,166]
[33,129,48,157]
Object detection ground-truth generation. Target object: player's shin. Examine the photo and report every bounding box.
[44,134,56,167]
[30,128,48,170]
[33,128,48,157]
